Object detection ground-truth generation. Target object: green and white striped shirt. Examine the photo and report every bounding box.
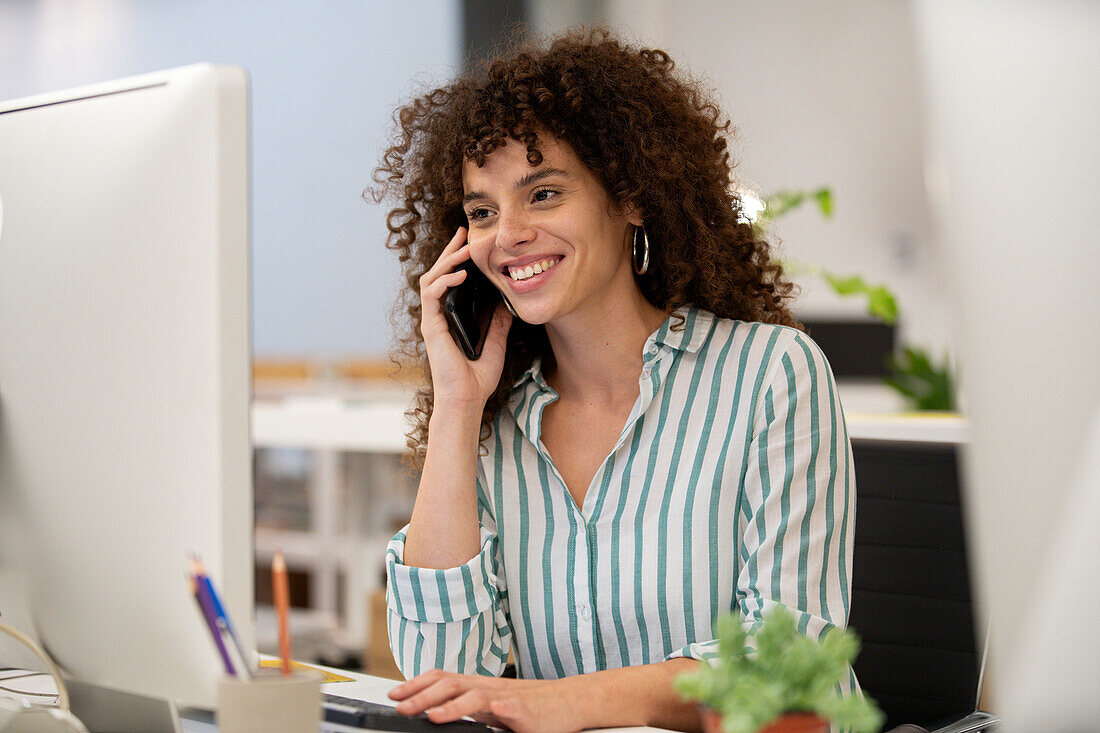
[386,305,855,684]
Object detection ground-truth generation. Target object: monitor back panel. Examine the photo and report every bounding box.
[0,64,252,707]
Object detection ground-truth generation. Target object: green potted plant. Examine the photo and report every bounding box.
[674,608,884,733]
[753,187,955,411]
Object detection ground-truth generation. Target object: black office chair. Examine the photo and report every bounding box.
[849,441,994,732]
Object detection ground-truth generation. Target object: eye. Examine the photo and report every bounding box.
[466,207,492,222]
[531,187,558,203]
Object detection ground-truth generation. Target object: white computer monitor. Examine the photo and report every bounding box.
[0,64,253,729]
[915,2,1099,730]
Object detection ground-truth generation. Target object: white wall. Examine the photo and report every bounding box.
[0,0,461,357]
[0,0,956,359]
[593,0,950,355]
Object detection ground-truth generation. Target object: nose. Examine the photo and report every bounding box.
[494,208,536,251]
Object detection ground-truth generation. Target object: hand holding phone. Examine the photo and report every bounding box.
[443,260,502,360]
[419,229,514,408]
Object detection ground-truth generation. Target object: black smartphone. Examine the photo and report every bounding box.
[443,260,502,360]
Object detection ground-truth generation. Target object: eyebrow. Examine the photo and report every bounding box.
[462,167,573,205]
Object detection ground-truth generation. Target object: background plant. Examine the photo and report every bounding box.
[675,608,884,733]
[755,187,955,411]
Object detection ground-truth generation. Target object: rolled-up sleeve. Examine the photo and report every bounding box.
[668,330,855,677]
[385,487,512,679]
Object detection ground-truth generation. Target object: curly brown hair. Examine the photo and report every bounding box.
[370,27,802,471]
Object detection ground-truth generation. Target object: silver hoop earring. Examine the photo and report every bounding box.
[632,225,650,276]
[501,293,518,318]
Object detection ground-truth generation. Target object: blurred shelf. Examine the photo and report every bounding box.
[846,412,966,444]
[253,604,344,661]
[834,380,909,414]
[252,385,968,451]
[252,395,410,452]
[254,527,395,564]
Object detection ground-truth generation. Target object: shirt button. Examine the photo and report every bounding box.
[580,604,590,620]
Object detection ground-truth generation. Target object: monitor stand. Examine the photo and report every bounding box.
[67,679,183,733]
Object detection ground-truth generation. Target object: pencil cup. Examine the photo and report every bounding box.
[217,668,322,733]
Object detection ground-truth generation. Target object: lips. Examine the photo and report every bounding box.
[499,255,563,294]
[505,256,563,281]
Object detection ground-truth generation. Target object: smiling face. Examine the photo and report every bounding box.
[461,136,642,328]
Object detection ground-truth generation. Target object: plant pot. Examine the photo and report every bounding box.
[759,714,829,733]
[700,708,829,733]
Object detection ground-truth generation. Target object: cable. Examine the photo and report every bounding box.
[0,620,70,712]
[0,672,48,682]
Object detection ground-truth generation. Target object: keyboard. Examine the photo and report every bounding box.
[323,693,494,731]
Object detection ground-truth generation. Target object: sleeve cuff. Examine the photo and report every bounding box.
[385,524,500,624]
[666,640,721,664]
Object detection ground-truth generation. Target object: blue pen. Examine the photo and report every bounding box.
[190,574,236,677]
[191,556,253,679]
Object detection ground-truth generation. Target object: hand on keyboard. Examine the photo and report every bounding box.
[323,693,495,731]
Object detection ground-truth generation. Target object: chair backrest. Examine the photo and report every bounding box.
[848,441,980,731]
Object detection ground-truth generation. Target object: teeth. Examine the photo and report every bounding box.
[508,256,560,281]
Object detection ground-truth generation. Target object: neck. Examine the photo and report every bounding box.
[543,284,668,405]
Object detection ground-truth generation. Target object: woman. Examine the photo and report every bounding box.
[373,29,855,733]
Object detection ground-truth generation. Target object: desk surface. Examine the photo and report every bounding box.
[180,663,669,732]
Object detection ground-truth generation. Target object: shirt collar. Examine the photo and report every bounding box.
[648,305,713,355]
[512,357,550,391]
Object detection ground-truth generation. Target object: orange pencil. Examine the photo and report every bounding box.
[272,550,291,675]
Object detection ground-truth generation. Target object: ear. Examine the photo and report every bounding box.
[613,200,644,227]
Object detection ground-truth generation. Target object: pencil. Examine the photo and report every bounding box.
[190,575,237,677]
[272,550,291,675]
[191,556,253,679]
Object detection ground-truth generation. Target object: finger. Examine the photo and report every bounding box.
[438,241,474,267]
[395,677,468,716]
[425,230,472,278]
[432,227,467,263]
[418,228,469,282]
[419,246,470,290]
[421,268,468,302]
[419,271,469,329]
[425,689,493,724]
[426,243,476,281]
[442,226,468,253]
[387,669,448,702]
